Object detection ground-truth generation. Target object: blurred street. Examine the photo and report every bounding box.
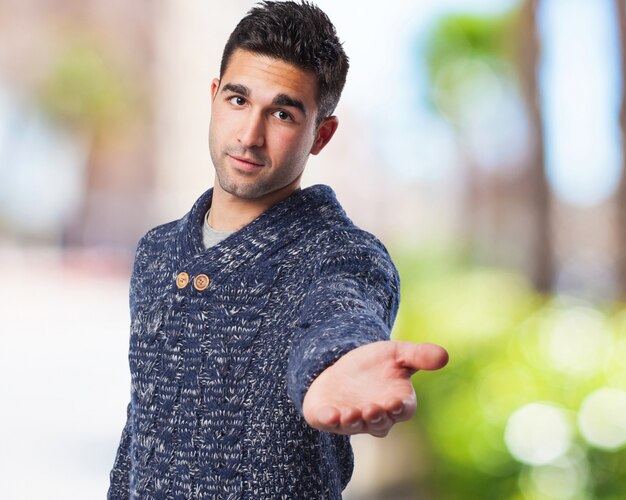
[0,247,130,499]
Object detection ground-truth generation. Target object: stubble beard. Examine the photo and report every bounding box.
[210,144,307,201]
[210,145,271,200]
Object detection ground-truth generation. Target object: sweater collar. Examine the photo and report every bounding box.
[174,184,346,273]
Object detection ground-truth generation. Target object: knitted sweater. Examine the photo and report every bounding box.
[108,184,400,499]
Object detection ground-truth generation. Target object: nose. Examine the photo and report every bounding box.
[239,111,265,148]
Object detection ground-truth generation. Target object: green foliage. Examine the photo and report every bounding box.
[391,249,626,499]
[422,8,520,123]
[425,12,514,70]
[38,42,135,131]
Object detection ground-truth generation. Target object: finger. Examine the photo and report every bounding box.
[396,342,449,373]
[315,405,341,430]
[340,407,364,434]
[384,396,417,423]
[362,403,385,424]
[363,404,392,437]
[367,423,391,438]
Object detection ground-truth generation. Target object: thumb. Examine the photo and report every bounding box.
[395,341,449,373]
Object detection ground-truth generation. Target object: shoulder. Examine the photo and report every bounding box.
[305,223,399,292]
[301,185,393,255]
[136,220,180,253]
[295,185,398,277]
[326,225,390,256]
[130,219,182,278]
[135,187,212,251]
[321,227,399,285]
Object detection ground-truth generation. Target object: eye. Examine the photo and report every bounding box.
[273,110,294,122]
[228,96,246,106]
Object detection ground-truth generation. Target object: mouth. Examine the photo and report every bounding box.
[227,154,265,171]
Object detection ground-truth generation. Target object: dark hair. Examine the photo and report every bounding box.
[220,1,349,124]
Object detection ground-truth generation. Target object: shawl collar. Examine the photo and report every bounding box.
[169,184,348,280]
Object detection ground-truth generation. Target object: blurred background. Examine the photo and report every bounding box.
[1,0,625,498]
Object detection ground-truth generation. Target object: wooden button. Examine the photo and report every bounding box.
[176,272,189,289]
[193,274,210,291]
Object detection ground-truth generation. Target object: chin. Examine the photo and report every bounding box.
[218,179,268,200]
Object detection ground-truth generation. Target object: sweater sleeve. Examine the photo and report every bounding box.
[286,239,401,413]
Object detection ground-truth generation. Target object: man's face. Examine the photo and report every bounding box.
[208,49,335,201]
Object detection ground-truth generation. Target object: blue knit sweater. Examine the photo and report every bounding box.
[108,184,400,499]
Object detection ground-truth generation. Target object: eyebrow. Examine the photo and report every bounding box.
[222,83,249,97]
[272,93,307,117]
[221,82,307,117]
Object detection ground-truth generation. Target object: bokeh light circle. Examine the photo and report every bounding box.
[578,387,626,449]
[544,306,612,376]
[504,402,572,465]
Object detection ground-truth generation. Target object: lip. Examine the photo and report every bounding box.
[228,154,265,171]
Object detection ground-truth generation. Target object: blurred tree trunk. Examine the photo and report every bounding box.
[516,0,553,293]
[457,136,481,262]
[615,0,626,300]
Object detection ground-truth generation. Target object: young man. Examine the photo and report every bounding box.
[108,2,448,498]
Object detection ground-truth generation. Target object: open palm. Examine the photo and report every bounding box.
[302,341,448,437]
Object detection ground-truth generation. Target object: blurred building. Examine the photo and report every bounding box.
[0,0,155,252]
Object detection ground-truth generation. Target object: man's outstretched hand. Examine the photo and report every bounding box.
[302,341,448,437]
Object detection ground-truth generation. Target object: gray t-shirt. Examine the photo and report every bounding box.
[202,210,234,249]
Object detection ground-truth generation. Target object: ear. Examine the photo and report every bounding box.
[210,78,221,101]
[311,116,339,155]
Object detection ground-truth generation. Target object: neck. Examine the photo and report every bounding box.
[208,177,302,232]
